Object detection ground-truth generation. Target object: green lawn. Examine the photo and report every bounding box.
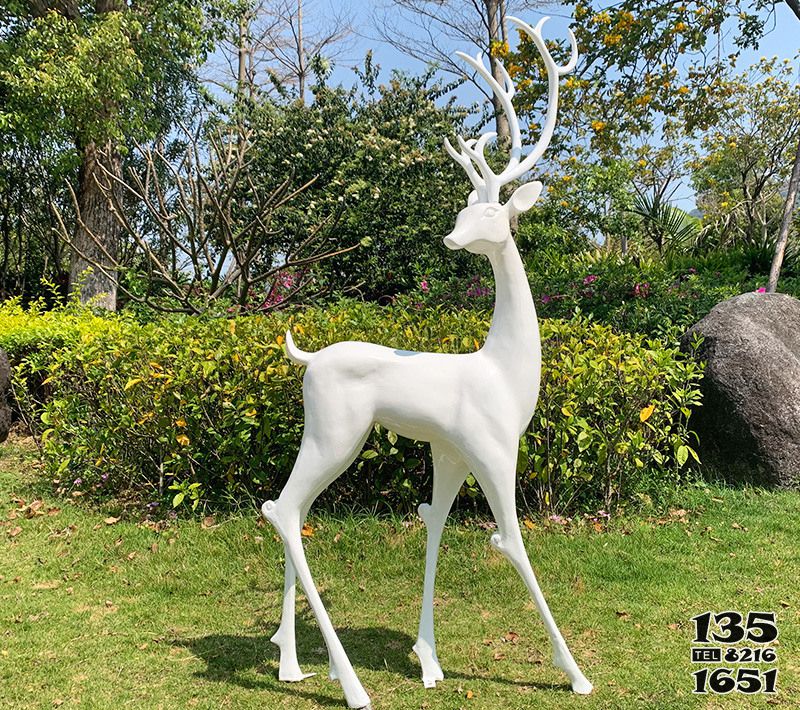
[1,433,798,709]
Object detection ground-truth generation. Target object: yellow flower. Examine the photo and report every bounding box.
[591,119,607,132]
[176,434,190,447]
[490,39,510,58]
[677,86,690,94]
[603,33,622,46]
[175,418,187,428]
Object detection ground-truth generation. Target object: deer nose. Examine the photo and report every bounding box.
[443,232,463,250]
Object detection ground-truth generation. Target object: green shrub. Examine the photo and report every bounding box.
[2,300,703,516]
[526,249,741,340]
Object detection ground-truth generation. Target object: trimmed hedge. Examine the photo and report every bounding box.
[0,299,703,516]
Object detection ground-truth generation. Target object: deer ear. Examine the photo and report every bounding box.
[508,181,543,216]
[467,190,479,206]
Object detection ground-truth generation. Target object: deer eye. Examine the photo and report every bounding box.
[483,207,499,218]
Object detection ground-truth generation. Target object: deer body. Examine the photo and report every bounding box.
[290,239,540,446]
[262,17,592,708]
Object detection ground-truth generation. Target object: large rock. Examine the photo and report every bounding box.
[680,292,800,488]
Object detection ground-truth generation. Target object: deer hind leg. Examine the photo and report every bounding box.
[470,450,593,695]
[270,496,315,681]
[263,417,373,709]
[413,443,467,688]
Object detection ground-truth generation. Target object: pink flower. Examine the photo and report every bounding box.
[420,279,430,293]
[633,282,650,298]
[583,274,598,285]
[541,294,551,304]
[756,287,766,293]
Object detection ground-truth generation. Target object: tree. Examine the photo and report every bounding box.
[0,1,221,308]
[53,119,354,314]
[209,0,353,104]
[691,57,800,250]
[509,0,800,286]
[247,61,477,299]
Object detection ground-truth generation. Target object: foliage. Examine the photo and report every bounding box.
[528,318,703,512]
[629,192,701,255]
[526,249,744,341]
[690,56,800,248]
[247,63,477,299]
[506,1,789,156]
[530,157,641,252]
[2,299,702,516]
[0,2,218,146]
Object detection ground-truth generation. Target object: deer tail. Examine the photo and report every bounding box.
[284,330,315,367]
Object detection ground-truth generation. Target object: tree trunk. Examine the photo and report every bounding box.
[65,0,126,309]
[69,140,120,309]
[485,0,510,147]
[297,0,306,103]
[767,134,800,293]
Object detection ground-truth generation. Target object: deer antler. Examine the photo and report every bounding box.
[446,16,578,203]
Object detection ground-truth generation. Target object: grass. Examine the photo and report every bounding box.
[0,433,798,709]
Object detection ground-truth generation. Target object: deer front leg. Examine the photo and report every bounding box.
[413,445,467,688]
[470,449,593,695]
[264,498,371,709]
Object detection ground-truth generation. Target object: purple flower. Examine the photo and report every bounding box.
[633,282,650,298]
[73,478,83,486]
[583,274,598,285]
[541,294,551,304]
[101,473,109,481]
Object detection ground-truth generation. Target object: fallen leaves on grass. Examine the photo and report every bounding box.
[301,523,314,537]
[31,581,61,591]
[104,516,120,525]
[7,526,22,538]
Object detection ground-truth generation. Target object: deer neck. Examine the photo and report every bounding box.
[483,238,540,366]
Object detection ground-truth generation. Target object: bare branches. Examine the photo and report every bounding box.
[52,121,354,315]
[207,0,354,103]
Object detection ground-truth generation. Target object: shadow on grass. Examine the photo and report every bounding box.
[175,617,571,706]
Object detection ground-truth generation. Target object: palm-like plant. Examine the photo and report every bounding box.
[629,191,701,255]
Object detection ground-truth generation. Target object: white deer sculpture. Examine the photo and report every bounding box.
[262,16,592,709]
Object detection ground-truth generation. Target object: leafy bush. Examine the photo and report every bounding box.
[2,300,703,516]
[526,249,742,340]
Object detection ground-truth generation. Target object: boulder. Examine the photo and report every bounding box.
[680,292,800,488]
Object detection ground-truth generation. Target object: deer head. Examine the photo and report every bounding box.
[443,16,578,255]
